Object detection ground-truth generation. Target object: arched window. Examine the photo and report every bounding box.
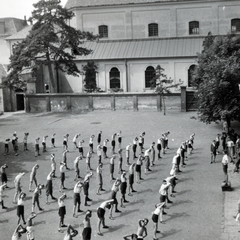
[231,19,240,32]
[148,23,158,37]
[189,21,199,35]
[145,66,156,88]
[188,65,197,87]
[109,67,120,89]
[98,25,108,38]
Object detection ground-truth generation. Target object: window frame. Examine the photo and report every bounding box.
[98,25,108,38]
[231,18,240,32]
[189,21,199,35]
[109,67,120,89]
[148,23,158,37]
[145,66,156,88]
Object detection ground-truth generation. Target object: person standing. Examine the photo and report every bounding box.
[96,144,102,164]
[42,135,48,152]
[59,162,67,192]
[32,184,44,212]
[109,179,122,219]
[152,203,165,240]
[26,212,37,240]
[64,225,78,240]
[222,150,229,182]
[159,180,171,214]
[74,156,82,181]
[23,133,29,151]
[29,164,39,192]
[13,172,25,204]
[210,140,217,164]
[111,133,117,154]
[58,193,67,232]
[86,150,93,173]
[51,133,56,148]
[103,139,109,159]
[97,131,102,145]
[120,172,128,208]
[73,134,80,150]
[150,142,156,167]
[0,164,9,187]
[50,153,57,178]
[136,218,148,240]
[132,137,138,159]
[97,199,114,236]
[96,163,105,195]
[4,138,10,156]
[35,137,40,157]
[117,130,122,149]
[46,171,57,204]
[126,144,132,166]
[82,210,92,240]
[144,147,152,174]
[78,139,85,158]
[17,192,26,224]
[156,138,162,160]
[63,134,69,151]
[118,148,123,174]
[109,155,116,181]
[62,150,70,170]
[136,155,144,183]
[0,183,7,209]
[73,181,83,217]
[128,162,137,195]
[83,172,93,206]
[89,135,95,153]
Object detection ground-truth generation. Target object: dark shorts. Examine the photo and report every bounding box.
[129,174,134,185]
[79,147,83,153]
[110,191,118,204]
[118,137,122,143]
[135,164,141,172]
[97,207,105,219]
[111,140,115,147]
[58,206,66,217]
[152,213,159,223]
[110,164,114,174]
[73,193,80,205]
[120,182,127,194]
[1,172,7,183]
[46,180,53,196]
[51,138,55,144]
[157,144,161,151]
[17,205,24,217]
[82,227,92,240]
[35,144,39,151]
[160,194,167,203]
[83,182,89,195]
[63,141,67,146]
[61,172,65,182]
[133,144,137,152]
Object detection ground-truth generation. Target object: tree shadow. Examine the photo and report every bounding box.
[34,220,46,226]
[160,228,182,238]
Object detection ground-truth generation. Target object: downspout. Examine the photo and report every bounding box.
[125,59,129,92]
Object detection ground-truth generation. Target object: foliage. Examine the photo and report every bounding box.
[82,61,98,92]
[150,65,182,115]
[193,33,240,124]
[5,0,96,91]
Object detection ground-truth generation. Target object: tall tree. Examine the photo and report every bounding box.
[5,0,96,92]
[194,33,240,124]
[150,65,182,115]
[82,61,98,92]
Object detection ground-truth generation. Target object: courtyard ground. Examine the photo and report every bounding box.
[0,110,239,240]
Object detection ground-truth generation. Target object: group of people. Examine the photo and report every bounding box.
[1,129,196,240]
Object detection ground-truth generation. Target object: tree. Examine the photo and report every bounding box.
[5,0,96,92]
[150,65,182,115]
[193,33,240,124]
[82,61,98,92]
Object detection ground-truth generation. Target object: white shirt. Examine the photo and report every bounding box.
[222,154,229,165]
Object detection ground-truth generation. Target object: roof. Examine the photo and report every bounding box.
[5,25,32,40]
[0,18,28,36]
[75,37,204,61]
[65,0,212,9]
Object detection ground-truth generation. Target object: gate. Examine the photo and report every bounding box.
[186,91,198,111]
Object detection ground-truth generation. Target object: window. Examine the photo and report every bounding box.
[231,19,240,32]
[189,21,199,35]
[109,67,120,88]
[98,25,108,38]
[145,66,156,88]
[148,23,158,37]
[188,65,197,87]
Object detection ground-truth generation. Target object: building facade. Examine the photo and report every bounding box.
[57,0,240,93]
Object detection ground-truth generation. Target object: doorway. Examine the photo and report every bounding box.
[16,94,25,111]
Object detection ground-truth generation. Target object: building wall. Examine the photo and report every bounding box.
[71,1,240,39]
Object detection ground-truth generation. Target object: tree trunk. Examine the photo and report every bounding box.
[46,52,56,93]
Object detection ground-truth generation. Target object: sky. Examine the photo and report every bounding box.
[0,0,68,20]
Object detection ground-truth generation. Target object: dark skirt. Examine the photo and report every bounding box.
[97,207,105,219]
[135,164,141,172]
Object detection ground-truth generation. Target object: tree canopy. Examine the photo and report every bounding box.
[5,0,96,92]
[193,33,240,124]
[82,61,98,92]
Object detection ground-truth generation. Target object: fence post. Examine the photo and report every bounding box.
[111,95,116,111]
[181,86,187,112]
[46,96,51,112]
[66,96,71,110]
[25,95,30,113]
[157,94,161,112]
[133,95,138,111]
[88,96,93,111]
